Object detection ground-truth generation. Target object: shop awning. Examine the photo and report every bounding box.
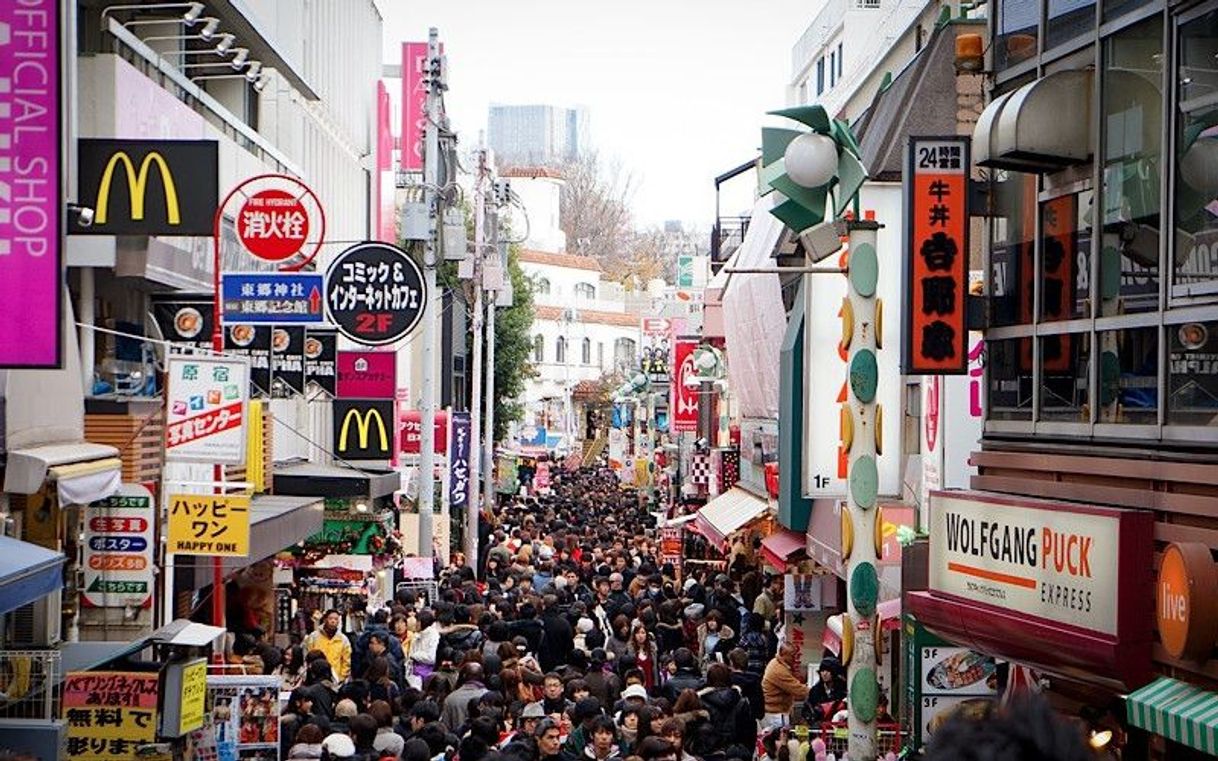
[806,498,845,577]
[220,495,324,574]
[761,528,807,571]
[3,441,121,503]
[822,598,902,657]
[273,462,398,500]
[0,536,65,616]
[694,487,769,548]
[1127,677,1218,754]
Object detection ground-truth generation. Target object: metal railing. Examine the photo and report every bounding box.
[712,216,751,265]
[0,649,61,722]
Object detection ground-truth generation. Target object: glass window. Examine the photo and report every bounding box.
[1174,9,1218,298]
[837,42,843,78]
[614,337,636,370]
[1169,320,1218,425]
[1098,326,1158,423]
[996,0,1039,70]
[1040,191,1093,321]
[1103,0,1152,23]
[556,337,566,364]
[582,338,592,365]
[575,282,596,300]
[817,58,825,95]
[1039,333,1090,421]
[830,51,837,87]
[533,334,544,363]
[598,342,605,369]
[988,338,1034,420]
[1047,0,1095,49]
[1100,17,1163,315]
[536,277,551,295]
[990,171,1038,327]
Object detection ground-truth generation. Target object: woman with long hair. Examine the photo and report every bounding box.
[627,622,659,693]
[365,656,400,704]
[274,645,305,691]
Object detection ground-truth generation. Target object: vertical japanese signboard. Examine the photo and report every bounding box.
[272,326,306,396]
[447,411,472,509]
[903,137,970,374]
[167,494,251,556]
[641,318,672,383]
[165,356,249,463]
[671,339,699,432]
[63,671,159,760]
[83,484,156,608]
[401,42,429,172]
[0,1,61,368]
[304,327,337,397]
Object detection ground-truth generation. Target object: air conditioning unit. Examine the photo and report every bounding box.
[6,588,62,647]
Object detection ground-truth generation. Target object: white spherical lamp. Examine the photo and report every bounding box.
[784,132,839,188]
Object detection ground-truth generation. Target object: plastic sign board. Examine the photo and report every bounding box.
[325,242,427,346]
[78,139,218,235]
[221,272,325,324]
[0,0,62,369]
[82,484,156,608]
[399,409,449,456]
[334,399,394,460]
[903,137,970,374]
[63,671,159,760]
[167,494,251,556]
[671,339,699,432]
[165,356,249,463]
[304,327,337,397]
[447,411,472,508]
[238,189,310,261]
[337,350,397,399]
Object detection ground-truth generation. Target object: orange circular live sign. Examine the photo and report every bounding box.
[1157,542,1218,660]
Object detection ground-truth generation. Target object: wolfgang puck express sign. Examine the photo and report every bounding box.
[928,492,1150,637]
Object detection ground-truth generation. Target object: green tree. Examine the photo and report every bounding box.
[489,245,535,442]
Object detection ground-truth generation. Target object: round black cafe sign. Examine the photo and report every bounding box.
[324,242,427,346]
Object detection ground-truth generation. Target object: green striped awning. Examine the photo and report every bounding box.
[1127,677,1218,754]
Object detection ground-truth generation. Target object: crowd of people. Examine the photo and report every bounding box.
[241,463,1090,761]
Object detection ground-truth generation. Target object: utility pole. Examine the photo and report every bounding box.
[466,147,489,569]
[483,248,498,512]
[418,27,442,560]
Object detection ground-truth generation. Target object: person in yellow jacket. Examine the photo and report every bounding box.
[303,609,352,682]
[761,642,809,730]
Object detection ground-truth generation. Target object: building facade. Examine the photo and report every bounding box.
[488,103,589,167]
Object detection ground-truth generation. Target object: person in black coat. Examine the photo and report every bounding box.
[727,648,764,721]
[540,595,574,672]
[510,603,547,655]
[661,649,704,703]
[701,663,755,752]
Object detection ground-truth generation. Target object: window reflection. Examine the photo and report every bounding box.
[991,171,1038,327]
[1039,333,1090,422]
[988,339,1033,420]
[1174,10,1218,298]
[1169,321,1218,425]
[1098,326,1158,424]
[996,0,1038,70]
[1047,0,1094,49]
[1100,17,1163,314]
[1040,191,1092,321]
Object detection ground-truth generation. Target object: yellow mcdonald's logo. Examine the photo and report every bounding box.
[95,151,181,225]
[339,406,389,452]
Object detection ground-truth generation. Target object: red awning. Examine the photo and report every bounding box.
[761,528,806,571]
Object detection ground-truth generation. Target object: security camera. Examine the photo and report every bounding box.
[67,203,94,228]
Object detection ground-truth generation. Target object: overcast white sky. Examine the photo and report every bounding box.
[379,0,817,230]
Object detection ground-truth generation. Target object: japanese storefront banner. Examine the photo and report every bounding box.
[401,42,429,172]
[903,136,970,374]
[671,339,699,432]
[272,326,306,396]
[399,409,449,456]
[83,484,156,608]
[447,411,472,508]
[63,671,159,760]
[304,327,337,397]
[223,324,271,397]
[167,494,251,556]
[0,1,61,368]
[337,350,397,399]
[165,356,249,463]
[325,242,427,346]
[151,294,213,353]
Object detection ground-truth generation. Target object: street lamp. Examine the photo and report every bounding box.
[762,105,879,761]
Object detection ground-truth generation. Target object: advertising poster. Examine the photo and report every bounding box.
[608,428,627,470]
[304,328,337,397]
[495,454,519,495]
[784,574,825,612]
[168,494,251,556]
[640,317,672,383]
[166,356,249,463]
[223,324,271,398]
[202,676,280,761]
[83,484,156,608]
[903,614,997,748]
[671,339,699,432]
[271,326,305,396]
[151,294,214,353]
[337,350,396,398]
[0,1,61,368]
[63,671,159,760]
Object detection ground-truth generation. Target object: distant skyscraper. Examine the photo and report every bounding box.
[488,104,589,166]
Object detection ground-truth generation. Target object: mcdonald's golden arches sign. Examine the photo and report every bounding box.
[333,399,394,460]
[78,139,218,235]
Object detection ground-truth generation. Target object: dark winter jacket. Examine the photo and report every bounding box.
[738,629,773,676]
[701,686,755,751]
[510,617,547,655]
[352,623,405,678]
[540,613,574,672]
[730,669,765,720]
[662,667,705,703]
[441,624,485,659]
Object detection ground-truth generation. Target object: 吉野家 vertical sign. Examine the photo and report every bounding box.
[165,356,250,463]
[903,137,970,374]
[0,1,62,368]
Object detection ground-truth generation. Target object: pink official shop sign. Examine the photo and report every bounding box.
[0,1,61,368]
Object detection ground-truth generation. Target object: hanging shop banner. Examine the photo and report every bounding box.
[167,494,251,556]
[224,324,271,397]
[401,42,429,172]
[272,326,306,396]
[337,350,397,399]
[63,671,159,760]
[325,242,427,346]
[82,484,156,608]
[784,574,827,612]
[447,411,472,509]
[495,454,520,495]
[304,327,337,397]
[399,409,449,456]
[608,428,627,470]
[78,139,218,236]
[376,81,396,243]
[195,675,281,761]
[334,399,394,461]
[165,356,249,463]
[903,136,970,374]
[220,272,325,324]
[640,317,672,383]
[671,339,699,432]
[151,294,213,353]
[660,526,682,570]
[0,1,61,368]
